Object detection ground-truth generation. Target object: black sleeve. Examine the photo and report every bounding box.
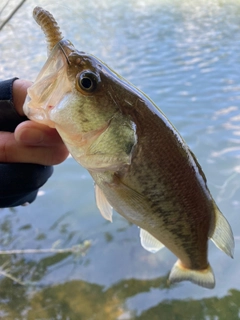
[0,78,53,208]
[0,78,28,131]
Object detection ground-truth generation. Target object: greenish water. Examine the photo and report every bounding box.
[1,0,240,319]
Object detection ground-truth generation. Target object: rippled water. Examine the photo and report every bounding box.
[1,0,240,319]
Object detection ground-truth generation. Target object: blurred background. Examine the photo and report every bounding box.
[1,0,240,319]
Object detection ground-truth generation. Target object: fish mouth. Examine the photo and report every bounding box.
[23,40,75,128]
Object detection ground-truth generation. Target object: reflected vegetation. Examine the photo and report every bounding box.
[1,277,168,319]
[1,270,240,319]
[0,210,239,319]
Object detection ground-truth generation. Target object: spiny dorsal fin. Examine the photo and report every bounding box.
[188,148,207,184]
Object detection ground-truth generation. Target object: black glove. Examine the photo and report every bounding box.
[0,78,53,208]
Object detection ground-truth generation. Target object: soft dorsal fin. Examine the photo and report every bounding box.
[140,228,165,253]
[209,203,234,258]
[95,184,113,222]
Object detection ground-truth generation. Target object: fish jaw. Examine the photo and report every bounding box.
[23,40,74,128]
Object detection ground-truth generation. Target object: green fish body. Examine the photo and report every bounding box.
[24,7,234,289]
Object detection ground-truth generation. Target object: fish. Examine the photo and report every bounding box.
[23,7,234,289]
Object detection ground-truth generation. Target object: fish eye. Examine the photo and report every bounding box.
[78,71,98,92]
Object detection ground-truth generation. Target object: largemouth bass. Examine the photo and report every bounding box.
[24,7,234,289]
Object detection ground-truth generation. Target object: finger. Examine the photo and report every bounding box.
[0,132,69,165]
[14,121,65,146]
[12,79,32,116]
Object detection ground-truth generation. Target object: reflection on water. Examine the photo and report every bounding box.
[1,0,240,319]
[1,251,240,320]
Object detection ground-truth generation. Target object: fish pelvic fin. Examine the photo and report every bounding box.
[169,260,215,289]
[209,204,234,259]
[95,184,113,222]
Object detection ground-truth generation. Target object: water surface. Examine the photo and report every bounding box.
[1,0,240,319]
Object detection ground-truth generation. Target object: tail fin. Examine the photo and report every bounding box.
[169,260,215,289]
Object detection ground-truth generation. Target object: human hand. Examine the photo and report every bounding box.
[0,79,69,165]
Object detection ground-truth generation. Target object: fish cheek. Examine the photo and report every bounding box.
[78,114,137,171]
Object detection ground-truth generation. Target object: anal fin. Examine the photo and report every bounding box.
[140,228,165,253]
[95,184,113,222]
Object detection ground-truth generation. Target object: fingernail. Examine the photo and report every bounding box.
[17,128,44,144]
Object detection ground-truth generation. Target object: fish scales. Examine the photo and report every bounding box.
[90,90,212,269]
[23,7,234,289]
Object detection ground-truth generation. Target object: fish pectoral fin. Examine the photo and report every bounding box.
[169,260,215,289]
[140,228,165,253]
[95,184,113,222]
[209,204,234,258]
